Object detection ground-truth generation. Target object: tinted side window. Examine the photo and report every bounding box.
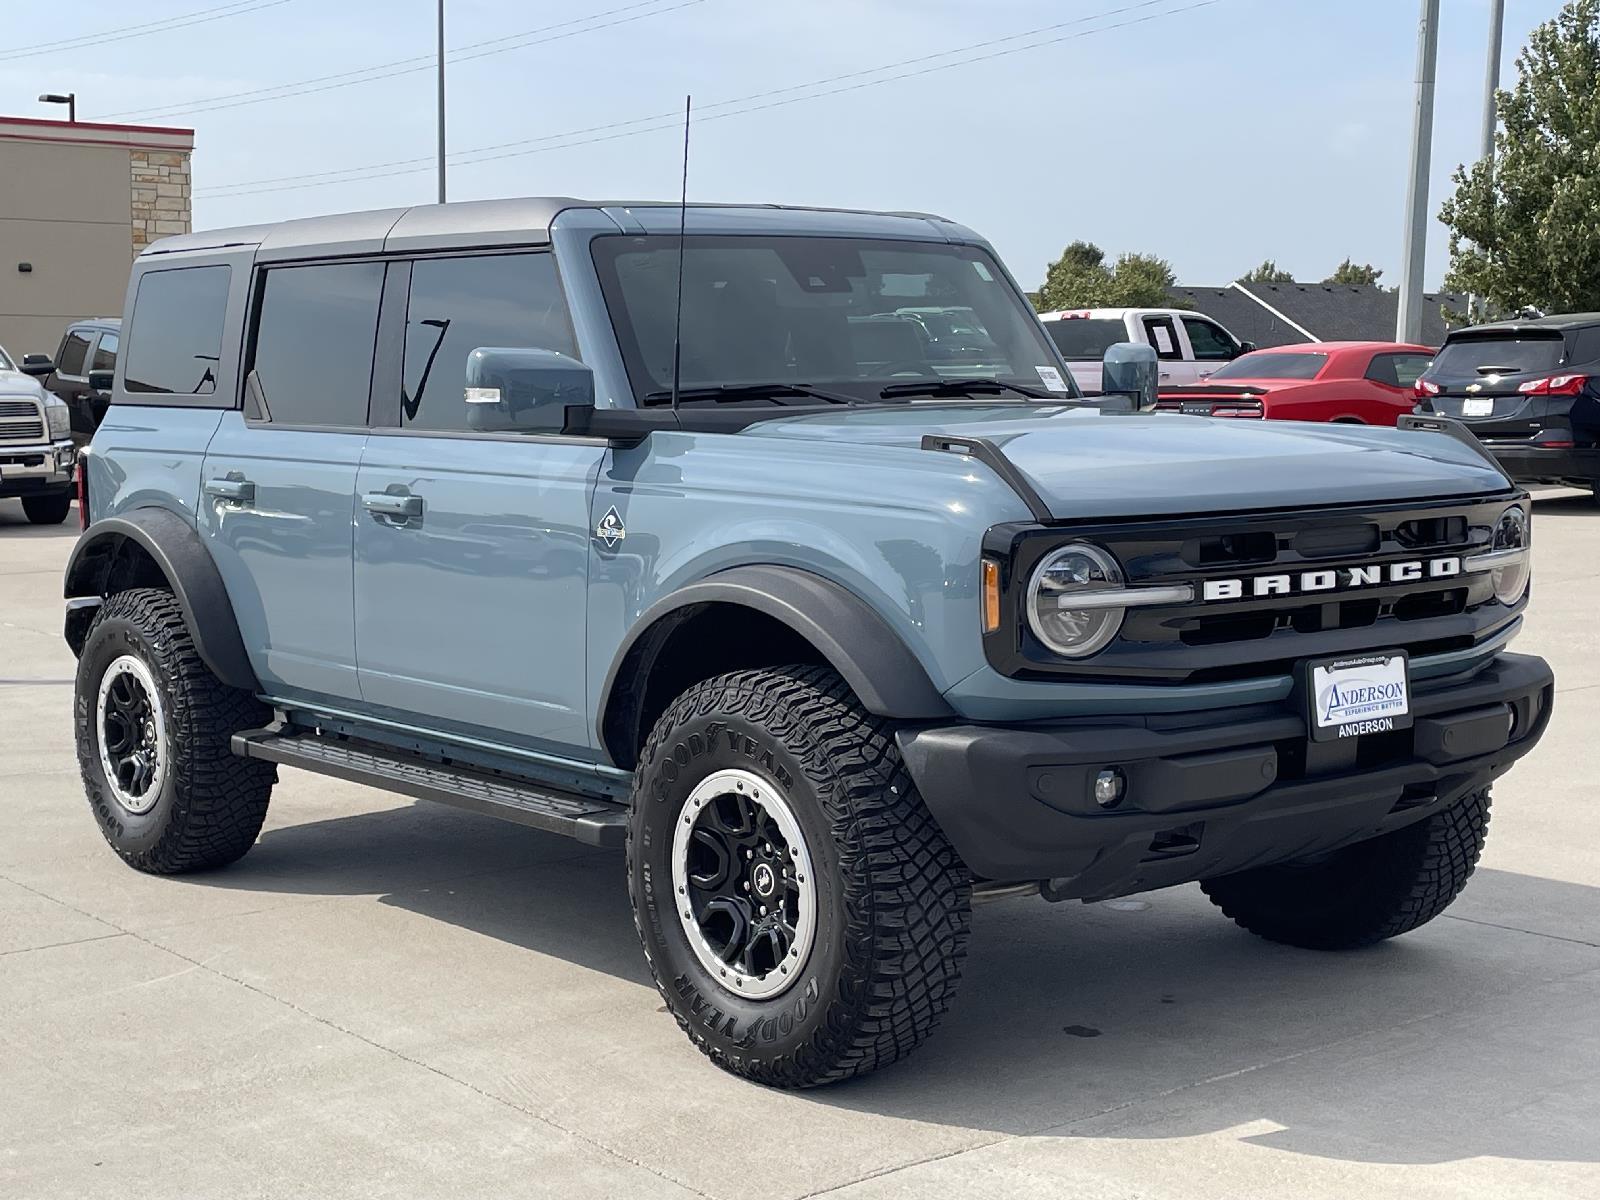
[57,330,91,376]
[91,331,119,372]
[250,262,384,428]
[1570,326,1600,366]
[1181,317,1237,360]
[124,266,231,395]
[1142,316,1181,361]
[401,253,577,432]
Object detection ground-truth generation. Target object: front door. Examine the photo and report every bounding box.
[352,250,602,753]
[199,260,386,703]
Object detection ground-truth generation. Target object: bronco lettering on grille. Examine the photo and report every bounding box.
[1201,557,1463,602]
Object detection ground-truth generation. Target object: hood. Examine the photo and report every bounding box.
[740,404,1511,520]
[0,369,49,401]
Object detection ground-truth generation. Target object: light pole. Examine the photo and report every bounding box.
[1470,0,1506,321]
[1395,0,1441,344]
[38,92,76,122]
[436,0,447,204]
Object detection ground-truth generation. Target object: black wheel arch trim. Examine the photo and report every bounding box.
[597,564,953,765]
[63,509,259,692]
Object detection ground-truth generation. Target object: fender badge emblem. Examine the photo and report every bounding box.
[594,506,627,548]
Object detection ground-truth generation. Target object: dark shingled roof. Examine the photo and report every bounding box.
[1168,282,1468,350]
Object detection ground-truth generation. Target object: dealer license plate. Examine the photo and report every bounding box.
[1461,397,1494,417]
[1307,652,1412,742]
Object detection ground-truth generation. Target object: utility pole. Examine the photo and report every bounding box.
[1396,0,1441,344]
[436,0,447,204]
[1469,0,1506,320]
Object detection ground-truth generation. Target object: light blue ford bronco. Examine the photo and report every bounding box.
[65,198,1552,1086]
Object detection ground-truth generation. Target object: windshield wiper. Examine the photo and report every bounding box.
[1475,364,1522,375]
[642,382,863,406]
[878,378,1052,400]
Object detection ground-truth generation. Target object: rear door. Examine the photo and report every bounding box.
[1141,314,1190,387]
[199,260,384,703]
[46,326,94,433]
[352,250,602,753]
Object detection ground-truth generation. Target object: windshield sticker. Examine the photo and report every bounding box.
[1036,366,1069,392]
[971,261,994,282]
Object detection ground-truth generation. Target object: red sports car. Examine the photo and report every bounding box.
[1156,341,1435,426]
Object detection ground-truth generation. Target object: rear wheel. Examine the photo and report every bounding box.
[75,588,276,873]
[1200,786,1490,950]
[628,665,971,1087]
[22,493,72,525]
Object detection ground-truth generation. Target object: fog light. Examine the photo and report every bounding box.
[1093,768,1126,809]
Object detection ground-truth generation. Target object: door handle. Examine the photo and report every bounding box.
[205,477,255,505]
[362,491,424,521]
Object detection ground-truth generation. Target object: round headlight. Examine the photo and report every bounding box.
[1026,543,1125,658]
[1490,505,1530,605]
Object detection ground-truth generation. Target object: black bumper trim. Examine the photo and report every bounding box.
[897,652,1553,896]
[1484,444,1600,486]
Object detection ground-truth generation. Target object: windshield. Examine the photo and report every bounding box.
[0,345,14,371]
[1043,317,1127,359]
[592,235,1074,403]
[1430,334,1565,378]
[1210,351,1327,380]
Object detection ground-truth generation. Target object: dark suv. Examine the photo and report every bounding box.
[22,317,121,438]
[1414,313,1600,499]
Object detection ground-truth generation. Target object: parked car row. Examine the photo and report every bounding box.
[14,318,122,438]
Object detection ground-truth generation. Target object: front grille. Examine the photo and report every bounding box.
[985,495,1522,683]
[0,399,44,442]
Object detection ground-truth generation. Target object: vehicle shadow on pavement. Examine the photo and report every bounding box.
[0,502,81,535]
[231,801,1599,1167]
[1530,490,1599,515]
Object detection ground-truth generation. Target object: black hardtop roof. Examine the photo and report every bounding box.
[1447,312,1600,338]
[141,197,957,261]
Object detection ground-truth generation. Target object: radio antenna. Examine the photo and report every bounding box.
[669,94,691,413]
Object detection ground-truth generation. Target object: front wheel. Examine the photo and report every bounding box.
[628,665,972,1087]
[22,493,72,525]
[1200,786,1490,950]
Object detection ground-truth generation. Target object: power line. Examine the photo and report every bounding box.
[198,0,1213,201]
[107,0,703,122]
[11,0,293,61]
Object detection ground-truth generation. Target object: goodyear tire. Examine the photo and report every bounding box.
[628,665,972,1087]
[1200,786,1491,950]
[75,588,276,874]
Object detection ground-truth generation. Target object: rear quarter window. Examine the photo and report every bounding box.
[123,266,232,397]
[1044,318,1127,359]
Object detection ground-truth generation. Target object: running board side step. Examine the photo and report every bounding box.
[231,728,628,848]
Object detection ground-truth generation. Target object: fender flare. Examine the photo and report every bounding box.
[63,510,258,691]
[597,564,953,760]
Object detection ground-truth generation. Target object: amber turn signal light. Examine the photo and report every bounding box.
[981,559,1002,633]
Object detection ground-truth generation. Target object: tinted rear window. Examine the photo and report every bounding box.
[251,262,384,427]
[1431,334,1565,378]
[1210,351,1327,380]
[1044,318,1127,358]
[124,266,231,395]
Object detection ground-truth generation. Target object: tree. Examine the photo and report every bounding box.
[1324,259,1384,286]
[1035,241,1175,310]
[1439,0,1600,314]
[1239,260,1295,284]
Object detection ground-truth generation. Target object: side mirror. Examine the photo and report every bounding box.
[1100,341,1159,411]
[88,368,114,394]
[463,347,594,434]
[1237,340,1257,355]
[20,353,53,377]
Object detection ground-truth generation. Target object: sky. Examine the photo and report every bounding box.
[1,0,1568,292]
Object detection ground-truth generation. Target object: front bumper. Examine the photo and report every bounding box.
[897,651,1553,898]
[1482,443,1600,488]
[0,440,75,496]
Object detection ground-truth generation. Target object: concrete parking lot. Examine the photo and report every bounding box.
[1,492,1597,1200]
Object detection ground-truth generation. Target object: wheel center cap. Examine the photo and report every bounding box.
[751,862,777,899]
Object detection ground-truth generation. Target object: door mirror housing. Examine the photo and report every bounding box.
[463,347,594,434]
[1100,341,1159,411]
[1237,340,1257,355]
[87,368,115,395]
[19,353,53,377]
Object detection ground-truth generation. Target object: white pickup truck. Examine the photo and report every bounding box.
[1038,307,1255,393]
